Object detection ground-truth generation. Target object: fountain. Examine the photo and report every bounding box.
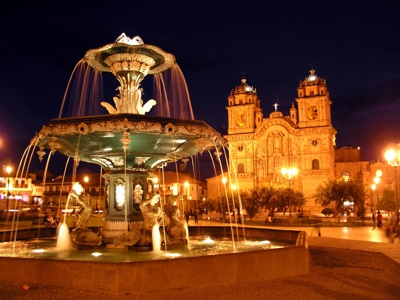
[33,33,226,249]
[0,34,308,294]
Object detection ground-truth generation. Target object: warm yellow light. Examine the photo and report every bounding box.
[281,167,298,179]
[221,177,227,184]
[371,184,376,191]
[231,184,237,191]
[376,169,382,177]
[84,176,89,183]
[5,166,12,174]
[373,177,380,185]
[184,181,189,187]
[385,147,400,166]
[153,177,159,184]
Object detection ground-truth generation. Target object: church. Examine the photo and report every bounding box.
[207,69,339,213]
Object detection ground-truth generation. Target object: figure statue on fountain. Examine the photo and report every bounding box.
[136,191,163,247]
[68,182,92,228]
[165,193,187,244]
[68,182,102,248]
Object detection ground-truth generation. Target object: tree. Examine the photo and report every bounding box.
[380,188,396,212]
[264,187,306,215]
[198,199,218,213]
[239,189,263,220]
[314,179,366,215]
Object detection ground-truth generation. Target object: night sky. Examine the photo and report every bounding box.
[1,1,400,176]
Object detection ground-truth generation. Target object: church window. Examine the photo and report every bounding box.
[238,145,244,152]
[321,89,324,95]
[310,91,314,96]
[249,98,252,103]
[229,101,233,105]
[300,92,303,97]
[274,156,280,168]
[312,159,320,170]
[239,99,243,105]
[238,163,245,173]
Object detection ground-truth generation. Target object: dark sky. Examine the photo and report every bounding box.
[1,0,400,176]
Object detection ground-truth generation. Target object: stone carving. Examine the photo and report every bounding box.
[135,157,150,165]
[77,123,89,135]
[115,33,144,45]
[68,182,102,248]
[108,156,125,166]
[101,88,157,115]
[137,192,163,247]
[164,194,187,244]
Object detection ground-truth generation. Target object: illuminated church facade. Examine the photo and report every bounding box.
[205,69,398,215]
[213,69,338,213]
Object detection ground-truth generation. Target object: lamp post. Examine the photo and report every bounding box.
[5,166,12,221]
[184,181,189,200]
[373,170,382,211]
[385,146,400,216]
[84,176,89,191]
[281,167,298,218]
[84,176,89,206]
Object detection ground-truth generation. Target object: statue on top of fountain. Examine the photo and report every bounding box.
[115,32,144,45]
[101,86,156,115]
[100,33,157,115]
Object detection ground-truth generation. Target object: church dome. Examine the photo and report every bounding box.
[232,78,256,95]
[300,69,326,86]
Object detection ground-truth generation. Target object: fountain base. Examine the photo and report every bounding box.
[0,227,308,295]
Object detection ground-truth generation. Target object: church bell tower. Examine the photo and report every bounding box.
[226,78,263,134]
[296,69,332,128]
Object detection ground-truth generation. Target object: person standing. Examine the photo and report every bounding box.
[372,212,376,229]
[194,210,199,224]
[377,211,383,228]
[185,211,190,224]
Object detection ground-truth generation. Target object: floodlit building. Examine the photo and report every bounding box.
[207,69,395,215]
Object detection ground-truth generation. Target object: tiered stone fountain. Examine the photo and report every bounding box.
[33,33,226,248]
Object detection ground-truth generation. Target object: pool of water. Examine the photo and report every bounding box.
[0,236,290,263]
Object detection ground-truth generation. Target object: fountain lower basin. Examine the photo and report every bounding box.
[0,226,308,294]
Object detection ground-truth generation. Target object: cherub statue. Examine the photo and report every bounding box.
[68,182,92,228]
[165,193,187,243]
[136,191,163,247]
[68,182,102,248]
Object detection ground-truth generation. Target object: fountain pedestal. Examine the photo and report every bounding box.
[100,171,156,243]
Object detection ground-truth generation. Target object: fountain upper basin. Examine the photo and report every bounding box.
[34,113,226,171]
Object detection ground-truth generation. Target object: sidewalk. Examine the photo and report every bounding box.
[195,218,400,264]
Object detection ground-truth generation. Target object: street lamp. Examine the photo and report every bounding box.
[385,146,400,216]
[184,181,189,200]
[373,170,382,211]
[84,176,89,191]
[281,167,298,218]
[5,166,12,221]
